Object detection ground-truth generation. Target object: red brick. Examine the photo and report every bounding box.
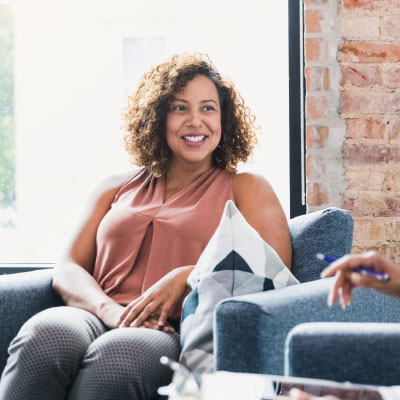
[352,244,395,262]
[307,183,329,206]
[383,66,400,88]
[382,16,400,37]
[305,67,330,91]
[353,220,386,243]
[387,220,400,241]
[343,196,384,217]
[341,91,400,115]
[306,125,329,149]
[344,144,400,165]
[385,170,400,191]
[388,246,400,265]
[343,0,400,11]
[306,154,326,180]
[339,42,400,63]
[305,10,324,34]
[384,197,400,216]
[346,168,385,191]
[343,195,400,217]
[341,17,380,39]
[389,118,400,140]
[307,95,327,120]
[341,65,382,88]
[306,38,328,62]
[346,118,386,140]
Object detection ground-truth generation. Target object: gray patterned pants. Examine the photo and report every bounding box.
[0,306,180,400]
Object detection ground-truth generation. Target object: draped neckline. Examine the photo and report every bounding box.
[160,166,216,204]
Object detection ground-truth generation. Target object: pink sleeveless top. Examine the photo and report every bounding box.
[93,166,235,316]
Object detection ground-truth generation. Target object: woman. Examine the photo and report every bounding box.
[0,53,291,399]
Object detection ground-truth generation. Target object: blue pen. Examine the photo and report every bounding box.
[316,253,390,281]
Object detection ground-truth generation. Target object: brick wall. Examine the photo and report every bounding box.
[305,0,400,262]
[341,0,400,262]
[304,0,348,212]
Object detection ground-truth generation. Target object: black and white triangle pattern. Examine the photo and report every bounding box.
[179,200,299,375]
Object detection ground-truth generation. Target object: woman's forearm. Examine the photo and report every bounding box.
[52,262,117,318]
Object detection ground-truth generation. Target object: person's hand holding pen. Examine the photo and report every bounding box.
[320,251,400,309]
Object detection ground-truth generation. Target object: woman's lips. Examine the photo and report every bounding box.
[182,135,207,147]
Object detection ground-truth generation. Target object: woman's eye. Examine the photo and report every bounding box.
[203,105,215,111]
[172,105,186,111]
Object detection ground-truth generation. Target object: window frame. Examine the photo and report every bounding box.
[288,0,306,218]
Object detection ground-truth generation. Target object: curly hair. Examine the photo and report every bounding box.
[122,53,258,177]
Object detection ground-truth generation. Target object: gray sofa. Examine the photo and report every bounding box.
[0,207,349,374]
[285,320,400,386]
[215,208,400,386]
[2,207,395,386]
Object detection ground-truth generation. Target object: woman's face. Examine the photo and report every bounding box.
[166,74,222,169]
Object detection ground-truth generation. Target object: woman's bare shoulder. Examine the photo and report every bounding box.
[232,170,275,201]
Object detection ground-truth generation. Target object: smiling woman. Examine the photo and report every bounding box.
[0,52,292,399]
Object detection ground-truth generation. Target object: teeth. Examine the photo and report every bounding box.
[183,136,205,142]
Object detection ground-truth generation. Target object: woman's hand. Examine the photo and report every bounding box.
[321,251,400,309]
[97,300,126,329]
[139,315,175,333]
[118,265,193,330]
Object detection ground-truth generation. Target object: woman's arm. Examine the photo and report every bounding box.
[52,172,131,329]
[233,172,292,269]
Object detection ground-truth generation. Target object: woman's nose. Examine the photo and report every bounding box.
[186,111,202,128]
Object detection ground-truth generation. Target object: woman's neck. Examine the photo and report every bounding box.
[165,159,213,191]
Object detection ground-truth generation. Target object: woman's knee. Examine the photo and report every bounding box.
[79,329,180,397]
[88,328,180,370]
[9,306,105,369]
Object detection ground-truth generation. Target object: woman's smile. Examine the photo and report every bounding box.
[181,134,208,147]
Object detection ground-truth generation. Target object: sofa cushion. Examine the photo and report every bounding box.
[289,207,354,283]
[179,200,298,376]
[0,269,62,374]
[285,322,400,385]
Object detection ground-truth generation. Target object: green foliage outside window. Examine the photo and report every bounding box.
[0,5,14,206]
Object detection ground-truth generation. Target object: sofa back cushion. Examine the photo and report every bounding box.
[289,207,354,283]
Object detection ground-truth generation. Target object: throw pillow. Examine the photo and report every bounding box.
[179,200,299,376]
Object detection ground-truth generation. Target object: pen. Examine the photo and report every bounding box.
[316,253,390,281]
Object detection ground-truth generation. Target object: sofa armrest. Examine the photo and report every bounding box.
[0,269,63,373]
[289,208,354,282]
[285,322,400,386]
[214,277,400,376]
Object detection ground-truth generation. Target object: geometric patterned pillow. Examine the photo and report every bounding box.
[179,200,299,376]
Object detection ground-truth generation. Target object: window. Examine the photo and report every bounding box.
[289,0,307,218]
[0,2,16,255]
[0,0,303,262]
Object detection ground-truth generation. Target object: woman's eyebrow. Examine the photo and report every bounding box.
[171,98,218,105]
[172,98,218,106]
